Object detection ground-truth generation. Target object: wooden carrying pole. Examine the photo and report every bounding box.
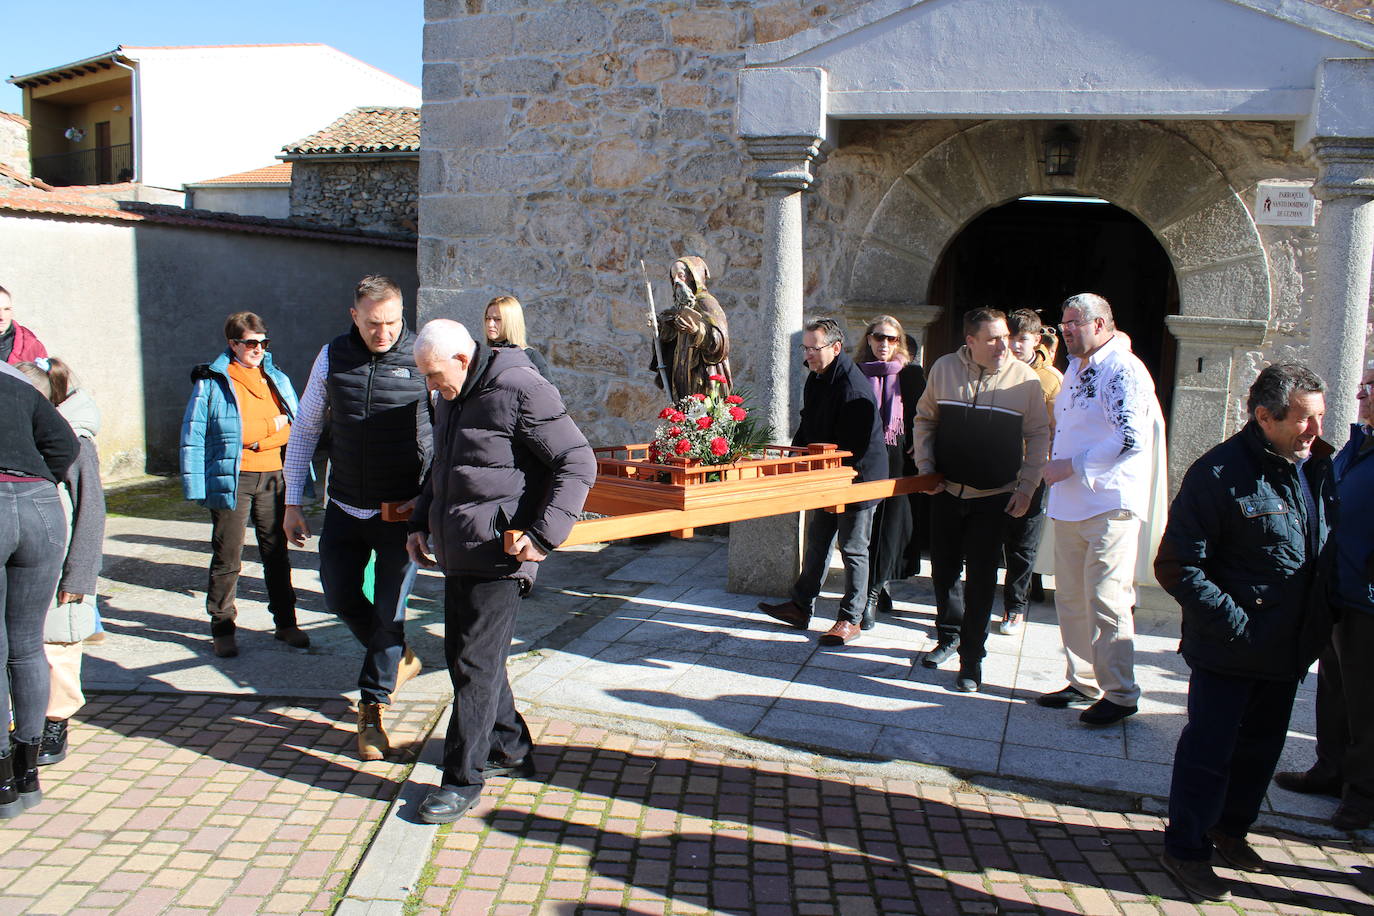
[504,471,944,550]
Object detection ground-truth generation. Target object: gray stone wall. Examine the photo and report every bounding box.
[291,159,420,235]
[0,211,418,477]
[419,0,1373,456]
[0,115,31,182]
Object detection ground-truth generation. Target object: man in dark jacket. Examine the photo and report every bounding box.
[758,317,886,646]
[283,276,433,762]
[406,319,595,824]
[1275,361,1374,830]
[1154,363,1336,902]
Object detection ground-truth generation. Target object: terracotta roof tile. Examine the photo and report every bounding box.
[0,111,29,129]
[283,106,419,156]
[0,189,414,247]
[189,163,293,186]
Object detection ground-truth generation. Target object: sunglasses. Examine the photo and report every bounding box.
[869,332,900,343]
[233,338,270,350]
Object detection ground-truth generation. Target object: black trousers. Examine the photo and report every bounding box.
[440,575,533,789]
[929,490,1010,664]
[206,470,296,636]
[1313,610,1374,806]
[1002,482,1047,616]
[1164,666,1299,861]
[317,502,416,706]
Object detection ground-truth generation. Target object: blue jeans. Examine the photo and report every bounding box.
[317,503,417,706]
[1164,665,1299,861]
[792,505,876,625]
[0,480,65,746]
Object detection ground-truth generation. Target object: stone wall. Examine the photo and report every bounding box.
[0,113,31,182]
[419,0,1374,454]
[291,159,419,235]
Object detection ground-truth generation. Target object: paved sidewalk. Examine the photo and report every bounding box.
[6,478,1369,915]
[407,713,1374,915]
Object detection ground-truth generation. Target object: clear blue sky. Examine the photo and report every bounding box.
[1,0,421,113]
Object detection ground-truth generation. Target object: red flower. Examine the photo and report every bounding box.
[674,438,692,455]
[671,410,686,422]
[696,416,713,430]
[728,406,747,421]
[658,407,676,419]
[710,436,729,456]
[691,392,707,401]
[668,426,682,437]
[724,394,744,405]
[709,374,728,384]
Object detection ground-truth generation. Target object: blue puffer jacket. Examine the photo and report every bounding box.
[180,350,301,509]
[1333,424,1374,617]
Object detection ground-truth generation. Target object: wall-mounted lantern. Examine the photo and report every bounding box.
[1042,125,1079,177]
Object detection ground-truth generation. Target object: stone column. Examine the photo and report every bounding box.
[1309,139,1374,434]
[1162,315,1267,492]
[726,136,825,597]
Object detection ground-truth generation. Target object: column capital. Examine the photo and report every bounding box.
[1309,138,1374,201]
[1164,315,1267,347]
[744,136,826,192]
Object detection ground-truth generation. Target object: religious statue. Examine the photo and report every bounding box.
[648,255,732,401]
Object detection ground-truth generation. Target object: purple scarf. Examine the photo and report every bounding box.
[859,358,905,445]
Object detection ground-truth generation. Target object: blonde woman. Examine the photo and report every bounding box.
[484,296,551,381]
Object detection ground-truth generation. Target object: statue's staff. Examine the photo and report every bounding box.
[642,259,673,394]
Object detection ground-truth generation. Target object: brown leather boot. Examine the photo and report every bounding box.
[356,703,389,761]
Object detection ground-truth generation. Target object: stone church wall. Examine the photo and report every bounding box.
[421,0,1373,450]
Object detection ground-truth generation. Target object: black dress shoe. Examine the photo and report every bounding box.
[36,719,67,767]
[481,756,537,779]
[1036,685,1094,708]
[1333,797,1374,831]
[419,785,481,824]
[758,600,810,630]
[1159,851,1231,902]
[1206,829,1265,873]
[876,589,894,615]
[954,663,981,693]
[1273,769,1342,797]
[1079,698,1137,726]
[921,642,957,668]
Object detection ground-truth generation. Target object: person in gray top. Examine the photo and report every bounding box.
[406,319,595,824]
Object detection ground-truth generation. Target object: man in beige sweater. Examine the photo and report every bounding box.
[911,308,1051,692]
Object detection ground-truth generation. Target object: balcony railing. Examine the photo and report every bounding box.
[32,144,134,186]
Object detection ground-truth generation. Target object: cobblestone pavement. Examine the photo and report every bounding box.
[410,715,1374,916]
[2,692,438,915]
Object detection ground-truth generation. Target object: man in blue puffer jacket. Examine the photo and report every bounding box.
[1275,361,1374,831]
[181,312,306,658]
[1154,363,1337,901]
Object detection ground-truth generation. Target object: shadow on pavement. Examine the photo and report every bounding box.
[479,745,1372,915]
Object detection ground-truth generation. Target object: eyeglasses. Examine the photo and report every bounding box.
[233,338,270,350]
[1057,318,1094,333]
[869,332,900,344]
[801,342,838,354]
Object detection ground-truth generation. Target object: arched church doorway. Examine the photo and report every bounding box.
[926,196,1179,421]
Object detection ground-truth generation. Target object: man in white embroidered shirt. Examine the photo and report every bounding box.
[1039,293,1160,727]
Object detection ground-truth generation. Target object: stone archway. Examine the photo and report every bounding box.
[842,120,1271,484]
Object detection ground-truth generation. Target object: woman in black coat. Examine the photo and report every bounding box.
[484,295,552,381]
[853,317,927,626]
[0,362,79,817]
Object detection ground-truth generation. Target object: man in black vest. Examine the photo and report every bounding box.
[283,275,433,761]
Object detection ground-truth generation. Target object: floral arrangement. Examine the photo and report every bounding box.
[647,375,772,466]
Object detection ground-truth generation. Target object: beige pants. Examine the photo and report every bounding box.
[44,642,85,720]
[1053,509,1141,706]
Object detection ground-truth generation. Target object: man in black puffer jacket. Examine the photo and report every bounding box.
[1154,363,1336,902]
[406,319,595,824]
[758,317,886,647]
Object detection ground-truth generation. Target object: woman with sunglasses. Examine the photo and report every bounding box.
[180,312,307,658]
[854,316,927,628]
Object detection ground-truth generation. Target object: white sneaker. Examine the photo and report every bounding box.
[997,612,1023,635]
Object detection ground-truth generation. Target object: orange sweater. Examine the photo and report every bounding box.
[227,361,290,472]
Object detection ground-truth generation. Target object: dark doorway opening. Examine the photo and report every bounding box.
[927,197,1178,420]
